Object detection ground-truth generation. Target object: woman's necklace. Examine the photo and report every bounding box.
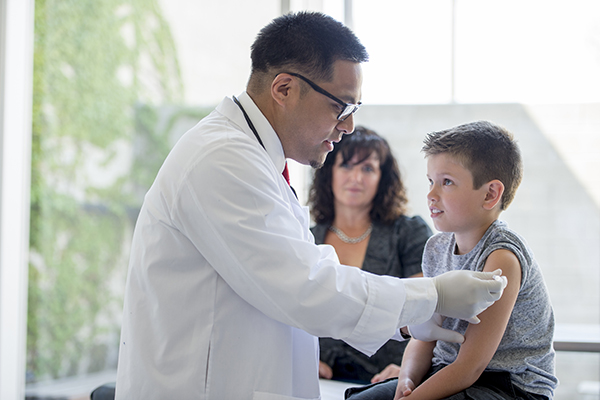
[329,223,373,244]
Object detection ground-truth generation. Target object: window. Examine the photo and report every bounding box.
[16,1,600,399]
[352,2,600,398]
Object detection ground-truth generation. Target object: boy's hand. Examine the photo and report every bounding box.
[433,269,508,323]
[394,377,416,399]
[408,313,464,343]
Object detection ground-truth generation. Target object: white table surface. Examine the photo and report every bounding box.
[320,378,358,400]
[553,323,600,352]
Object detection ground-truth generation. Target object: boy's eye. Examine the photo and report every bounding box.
[443,179,453,186]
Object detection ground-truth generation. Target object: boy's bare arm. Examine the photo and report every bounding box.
[396,249,521,400]
[394,339,436,399]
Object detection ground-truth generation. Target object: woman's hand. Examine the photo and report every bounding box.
[319,361,333,379]
[394,377,416,399]
[371,363,401,383]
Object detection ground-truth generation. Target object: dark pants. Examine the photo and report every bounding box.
[90,382,115,400]
[345,365,548,400]
[329,353,377,384]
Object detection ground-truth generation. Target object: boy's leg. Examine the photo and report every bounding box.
[438,370,515,400]
[344,367,547,400]
[443,385,511,400]
[444,370,547,400]
[344,364,446,400]
[344,378,397,400]
[343,378,510,400]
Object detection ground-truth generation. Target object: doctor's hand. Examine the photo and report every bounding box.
[408,313,464,343]
[433,269,508,324]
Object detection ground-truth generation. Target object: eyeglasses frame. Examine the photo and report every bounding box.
[281,72,361,121]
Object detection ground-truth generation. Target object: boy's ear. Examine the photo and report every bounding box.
[483,180,504,211]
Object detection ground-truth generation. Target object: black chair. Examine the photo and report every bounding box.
[90,382,115,400]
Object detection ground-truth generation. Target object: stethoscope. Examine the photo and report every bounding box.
[232,96,297,198]
[233,96,266,150]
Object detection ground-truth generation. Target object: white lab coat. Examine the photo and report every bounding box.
[115,92,437,400]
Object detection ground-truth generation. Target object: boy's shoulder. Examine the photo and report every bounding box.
[479,220,538,275]
[481,220,531,254]
[423,220,536,274]
[425,220,527,249]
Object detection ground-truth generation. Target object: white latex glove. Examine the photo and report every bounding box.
[408,313,464,343]
[433,269,508,324]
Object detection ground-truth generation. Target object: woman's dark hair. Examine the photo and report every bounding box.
[309,126,408,225]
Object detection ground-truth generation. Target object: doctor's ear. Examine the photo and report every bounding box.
[270,73,296,106]
[483,180,504,211]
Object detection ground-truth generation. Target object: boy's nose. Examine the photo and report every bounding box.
[427,187,438,203]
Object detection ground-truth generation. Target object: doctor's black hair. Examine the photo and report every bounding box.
[249,11,368,84]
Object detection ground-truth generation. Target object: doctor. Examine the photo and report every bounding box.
[115,11,507,400]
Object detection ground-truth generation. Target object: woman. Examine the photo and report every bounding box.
[309,126,432,384]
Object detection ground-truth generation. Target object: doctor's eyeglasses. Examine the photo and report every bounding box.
[282,72,361,121]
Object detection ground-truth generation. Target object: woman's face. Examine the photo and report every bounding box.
[331,151,382,212]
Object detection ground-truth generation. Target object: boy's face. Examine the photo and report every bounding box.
[426,153,490,235]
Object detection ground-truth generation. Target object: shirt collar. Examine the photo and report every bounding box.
[231,91,287,175]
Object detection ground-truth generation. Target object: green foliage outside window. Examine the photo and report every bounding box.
[29,0,208,381]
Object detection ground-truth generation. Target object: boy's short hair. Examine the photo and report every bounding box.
[249,11,368,90]
[422,121,523,210]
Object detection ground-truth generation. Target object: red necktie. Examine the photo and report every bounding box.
[282,162,291,186]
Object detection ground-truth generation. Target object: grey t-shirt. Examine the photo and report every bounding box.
[423,220,558,398]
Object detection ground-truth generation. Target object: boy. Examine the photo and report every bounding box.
[346,121,558,400]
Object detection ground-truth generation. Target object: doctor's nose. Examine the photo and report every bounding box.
[337,113,355,135]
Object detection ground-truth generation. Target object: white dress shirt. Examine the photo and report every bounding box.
[115,92,437,400]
